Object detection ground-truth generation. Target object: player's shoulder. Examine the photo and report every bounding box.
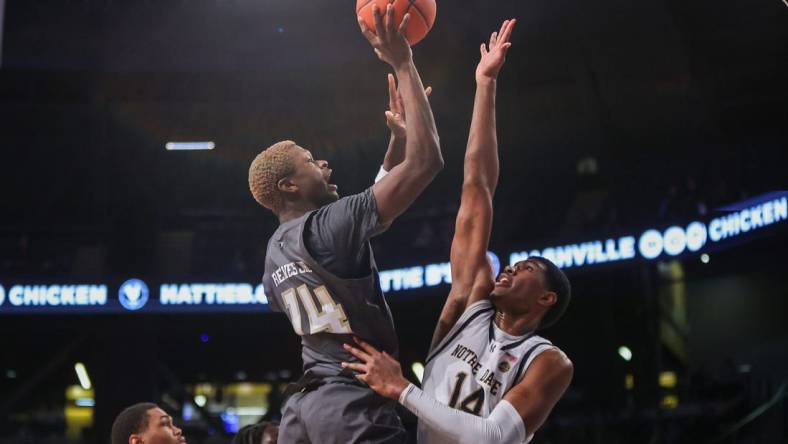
[465,298,495,314]
[309,188,376,222]
[456,298,496,327]
[530,344,573,374]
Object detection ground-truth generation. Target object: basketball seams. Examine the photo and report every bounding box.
[405,0,435,28]
[355,0,375,13]
[357,0,433,45]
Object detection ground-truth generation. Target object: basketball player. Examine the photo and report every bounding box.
[111,403,186,444]
[342,19,574,443]
[248,3,441,443]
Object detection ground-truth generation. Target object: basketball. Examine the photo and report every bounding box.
[356,0,437,46]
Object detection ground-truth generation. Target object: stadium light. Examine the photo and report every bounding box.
[700,253,710,264]
[165,141,215,151]
[618,346,633,362]
[411,362,425,383]
[74,362,92,390]
[659,371,677,388]
[194,395,207,407]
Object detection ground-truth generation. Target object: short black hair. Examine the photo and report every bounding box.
[530,256,571,330]
[232,421,273,444]
[111,402,159,444]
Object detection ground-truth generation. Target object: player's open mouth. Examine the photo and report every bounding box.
[495,275,512,287]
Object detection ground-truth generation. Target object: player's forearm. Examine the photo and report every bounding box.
[382,133,406,172]
[399,384,526,443]
[395,61,442,170]
[464,78,499,193]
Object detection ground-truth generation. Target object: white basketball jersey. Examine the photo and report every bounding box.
[418,300,555,444]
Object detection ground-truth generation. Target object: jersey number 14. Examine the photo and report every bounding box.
[281,284,352,335]
[449,372,485,415]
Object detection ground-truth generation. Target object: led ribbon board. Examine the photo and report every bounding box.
[379,194,787,292]
[0,194,785,313]
[0,281,270,314]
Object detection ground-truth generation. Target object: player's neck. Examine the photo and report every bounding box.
[494,310,540,336]
[277,201,319,224]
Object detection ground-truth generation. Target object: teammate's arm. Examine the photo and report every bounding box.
[343,338,573,443]
[431,19,516,349]
[359,3,443,227]
[377,74,432,183]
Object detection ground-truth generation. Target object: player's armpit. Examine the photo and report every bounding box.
[503,348,574,436]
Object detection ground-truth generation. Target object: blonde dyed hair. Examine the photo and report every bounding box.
[248,140,300,213]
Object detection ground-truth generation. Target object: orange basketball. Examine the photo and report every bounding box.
[356,0,437,46]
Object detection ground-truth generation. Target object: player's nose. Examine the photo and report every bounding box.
[317,160,329,169]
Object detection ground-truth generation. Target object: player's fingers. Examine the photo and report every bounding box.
[387,74,397,106]
[341,362,367,373]
[500,18,516,43]
[385,111,401,125]
[374,48,384,61]
[372,5,385,38]
[480,43,488,56]
[498,20,509,40]
[385,3,396,35]
[358,17,376,43]
[395,93,405,113]
[398,13,411,36]
[354,336,380,356]
[343,343,371,361]
[490,31,498,48]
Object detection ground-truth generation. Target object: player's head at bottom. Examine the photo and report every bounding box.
[111,402,186,444]
[249,140,340,215]
[490,256,571,330]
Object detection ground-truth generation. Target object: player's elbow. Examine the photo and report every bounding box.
[427,141,444,172]
[421,136,444,170]
[413,151,444,180]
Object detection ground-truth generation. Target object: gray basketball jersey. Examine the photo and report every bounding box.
[418,299,555,444]
[262,190,399,377]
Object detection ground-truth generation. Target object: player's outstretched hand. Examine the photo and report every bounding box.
[358,0,413,69]
[476,18,517,83]
[386,73,432,139]
[342,337,410,400]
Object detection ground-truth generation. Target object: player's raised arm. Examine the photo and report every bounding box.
[431,19,516,349]
[359,3,443,227]
[376,74,433,182]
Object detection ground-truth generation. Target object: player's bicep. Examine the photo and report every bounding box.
[503,349,573,435]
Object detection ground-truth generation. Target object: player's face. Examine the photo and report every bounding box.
[136,408,186,444]
[490,260,552,313]
[289,147,339,207]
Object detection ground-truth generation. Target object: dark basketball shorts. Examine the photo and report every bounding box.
[278,377,407,444]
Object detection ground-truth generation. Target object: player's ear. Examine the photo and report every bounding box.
[277,176,299,194]
[539,291,557,308]
[129,434,142,444]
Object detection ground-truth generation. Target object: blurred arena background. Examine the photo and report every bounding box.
[0,0,786,442]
